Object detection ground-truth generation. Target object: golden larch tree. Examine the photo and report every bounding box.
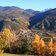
[47,38,53,54]
[32,34,46,54]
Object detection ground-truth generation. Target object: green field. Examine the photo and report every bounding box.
[0,53,35,56]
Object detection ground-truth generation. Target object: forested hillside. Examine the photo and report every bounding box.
[0,6,56,56]
[29,8,56,32]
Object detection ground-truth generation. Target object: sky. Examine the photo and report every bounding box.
[0,0,56,11]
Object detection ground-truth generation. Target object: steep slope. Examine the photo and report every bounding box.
[29,8,56,32]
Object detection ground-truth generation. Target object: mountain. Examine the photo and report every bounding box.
[0,6,39,21]
[0,6,39,31]
[29,8,56,32]
[0,6,30,21]
[0,6,56,33]
[25,9,39,15]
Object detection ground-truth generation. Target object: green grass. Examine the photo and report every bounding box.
[0,53,35,56]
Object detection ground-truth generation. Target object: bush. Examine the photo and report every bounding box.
[8,29,34,54]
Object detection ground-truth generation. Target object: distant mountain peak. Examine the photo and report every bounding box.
[25,9,40,15]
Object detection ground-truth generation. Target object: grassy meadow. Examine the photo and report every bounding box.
[0,53,35,56]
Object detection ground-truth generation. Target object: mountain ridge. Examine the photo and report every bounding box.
[29,8,56,32]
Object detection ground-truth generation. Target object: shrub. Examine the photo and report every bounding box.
[8,29,34,54]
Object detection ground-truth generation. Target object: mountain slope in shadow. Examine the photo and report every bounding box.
[29,8,56,32]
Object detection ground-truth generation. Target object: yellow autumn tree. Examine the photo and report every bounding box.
[0,27,17,53]
[0,28,12,52]
[1,28,12,38]
[53,42,56,55]
[47,38,56,56]
[47,38,53,54]
[32,34,46,54]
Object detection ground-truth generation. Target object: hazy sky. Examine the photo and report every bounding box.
[0,0,56,11]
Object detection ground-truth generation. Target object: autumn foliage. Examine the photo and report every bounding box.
[0,27,56,55]
[47,38,56,55]
[0,28,17,53]
[32,34,56,55]
[0,28,12,53]
[32,34,46,54]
